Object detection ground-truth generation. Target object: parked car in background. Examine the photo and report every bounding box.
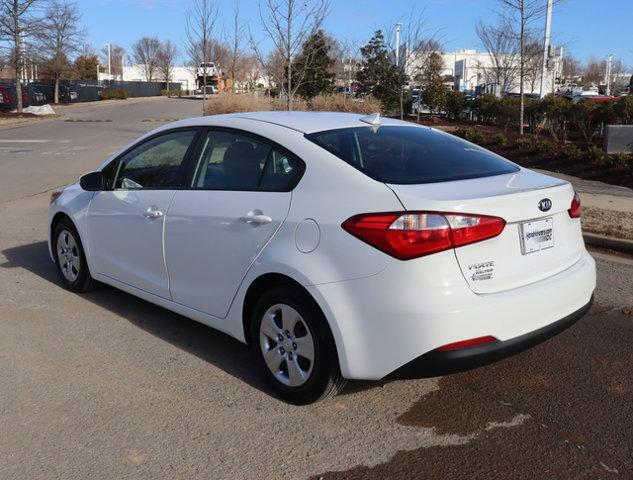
[25,85,46,106]
[30,83,54,103]
[0,83,26,109]
[0,85,12,111]
[60,85,79,103]
[48,112,596,404]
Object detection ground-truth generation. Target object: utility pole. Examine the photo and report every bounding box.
[104,43,111,79]
[605,54,615,96]
[395,22,402,67]
[539,0,553,98]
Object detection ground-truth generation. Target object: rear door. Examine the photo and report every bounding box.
[87,129,199,299]
[164,128,304,318]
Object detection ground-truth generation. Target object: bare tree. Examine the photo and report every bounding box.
[260,47,285,94]
[156,39,178,88]
[101,43,126,79]
[186,0,218,113]
[241,53,261,91]
[411,38,442,122]
[329,37,360,106]
[0,0,43,112]
[582,57,603,86]
[496,0,559,135]
[523,36,543,94]
[384,7,437,119]
[250,0,329,110]
[38,0,84,103]
[227,0,244,92]
[561,53,581,83]
[475,18,520,93]
[132,36,161,81]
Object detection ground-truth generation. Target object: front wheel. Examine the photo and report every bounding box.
[53,218,96,293]
[252,284,346,404]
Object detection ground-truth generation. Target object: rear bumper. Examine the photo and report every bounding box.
[388,295,593,379]
[308,250,596,380]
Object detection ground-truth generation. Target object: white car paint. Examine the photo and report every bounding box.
[49,111,596,381]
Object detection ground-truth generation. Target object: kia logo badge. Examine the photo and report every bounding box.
[538,198,552,212]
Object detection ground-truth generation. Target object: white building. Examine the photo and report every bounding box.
[406,47,564,96]
[97,65,198,91]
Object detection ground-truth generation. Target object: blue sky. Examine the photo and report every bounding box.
[82,0,632,67]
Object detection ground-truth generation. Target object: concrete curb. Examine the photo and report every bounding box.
[583,232,633,254]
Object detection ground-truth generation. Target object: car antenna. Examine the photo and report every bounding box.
[359,112,381,126]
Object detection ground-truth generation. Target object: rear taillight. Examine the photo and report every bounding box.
[436,336,498,351]
[568,191,581,218]
[342,211,506,260]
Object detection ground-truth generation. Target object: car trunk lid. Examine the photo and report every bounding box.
[388,169,585,294]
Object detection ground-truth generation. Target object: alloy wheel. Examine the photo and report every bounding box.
[259,303,315,387]
[56,229,81,283]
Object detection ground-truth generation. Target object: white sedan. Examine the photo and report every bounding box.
[48,111,596,404]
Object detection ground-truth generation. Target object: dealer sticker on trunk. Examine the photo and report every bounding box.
[520,217,554,255]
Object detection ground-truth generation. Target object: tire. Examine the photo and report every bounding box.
[251,284,346,404]
[52,217,96,293]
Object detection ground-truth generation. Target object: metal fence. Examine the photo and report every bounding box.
[0,79,181,106]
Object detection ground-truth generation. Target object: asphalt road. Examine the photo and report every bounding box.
[1,97,632,479]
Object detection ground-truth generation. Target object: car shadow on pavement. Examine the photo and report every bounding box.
[0,240,281,400]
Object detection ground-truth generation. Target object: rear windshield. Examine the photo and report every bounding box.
[305,126,519,184]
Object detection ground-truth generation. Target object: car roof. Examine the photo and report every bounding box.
[170,111,416,135]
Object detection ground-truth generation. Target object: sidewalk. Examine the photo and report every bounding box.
[538,169,633,247]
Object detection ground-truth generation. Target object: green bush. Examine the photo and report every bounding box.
[445,90,467,120]
[541,95,571,142]
[585,145,606,163]
[515,136,533,150]
[160,89,181,96]
[454,127,484,144]
[561,144,582,158]
[490,133,507,145]
[471,94,499,123]
[100,88,128,100]
[497,96,520,130]
[607,152,633,169]
[614,96,633,125]
[535,139,558,154]
[524,97,546,135]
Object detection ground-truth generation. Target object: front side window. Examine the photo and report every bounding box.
[305,126,519,184]
[109,130,197,189]
[190,130,304,191]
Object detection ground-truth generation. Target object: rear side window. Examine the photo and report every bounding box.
[305,126,519,184]
[190,129,304,191]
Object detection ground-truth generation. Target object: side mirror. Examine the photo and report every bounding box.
[79,171,104,191]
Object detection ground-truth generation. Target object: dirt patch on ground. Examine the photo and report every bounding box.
[0,112,57,128]
[583,206,633,240]
[0,112,39,118]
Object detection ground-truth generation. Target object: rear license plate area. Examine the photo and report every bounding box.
[520,217,554,254]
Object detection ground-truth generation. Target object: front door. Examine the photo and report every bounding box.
[165,128,305,318]
[87,129,198,299]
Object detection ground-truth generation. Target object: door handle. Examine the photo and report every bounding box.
[240,212,272,225]
[143,206,164,219]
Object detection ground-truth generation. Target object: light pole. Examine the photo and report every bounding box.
[605,54,615,96]
[539,0,553,98]
[395,22,402,67]
[103,43,112,79]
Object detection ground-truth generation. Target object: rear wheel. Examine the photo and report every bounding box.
[53,218,96,293]
[252,284,346,404]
